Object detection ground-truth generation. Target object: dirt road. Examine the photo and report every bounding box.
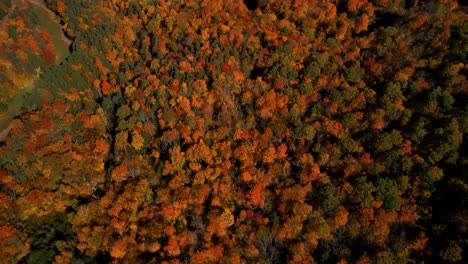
[27,0,72,46]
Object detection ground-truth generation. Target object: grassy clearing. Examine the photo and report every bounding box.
[25,1,70,60]
[0,0,10,20]
[0,80,34,126]
[0,0,70,135]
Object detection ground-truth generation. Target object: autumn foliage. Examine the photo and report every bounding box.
[0,0,466,263]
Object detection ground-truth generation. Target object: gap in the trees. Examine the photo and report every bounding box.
[243,0,259,10]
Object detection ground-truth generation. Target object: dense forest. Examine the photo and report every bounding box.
[0,0,467,263]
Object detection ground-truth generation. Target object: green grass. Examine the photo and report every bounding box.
[0,0,10,20]
[27,1,70,61]
[0,9,7,21]
[0,80,36,131]
[0,0,71,132]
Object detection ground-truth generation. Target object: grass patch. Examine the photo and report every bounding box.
[0,0,71,133]
[0,81,35,132]
[0,0,10,19]
[25,2,70,60]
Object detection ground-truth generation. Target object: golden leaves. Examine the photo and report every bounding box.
[124,85,136,98]
[169,145,186,173]
[135,179,153,204]
[94,58,108,74]
[147,241,161,253]
[193,167,221,185]
[56,1,66,14]
[131,100,140,112]
[186,141,213,164]
[262,145,277,164]
[164,237,181,256]
[234,129,250,141]
[372,115,385,130]
[279,216,303,240]
[110,239,127,258]
[177,95,191,113]
[179,60,192,74]
[221,209,235,227]
[247,177,269,208]
[200,28,210,41]
[277,144,288,158]
[409,13,429,30]
[131,130,145,151]
[355,14,369,33]
[115,131,129,151]
[18,190,59,218]
[111,164,128,183]
[325,119,344,137]
[334,206,349,227]
[94,138,109,154]
[193,184,211,205]
[0,0,463,261]
[400,140,413,155]
[161,204,181,221]
[107,206,121,218]
[83,114,102,129]
[99,196,112,209]
[258,90,278,119]
[241,171,253,182]
[0,224,18,240]
[190,92,205,108]
[346,0,365,12]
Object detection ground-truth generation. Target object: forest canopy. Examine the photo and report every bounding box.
[0,0,467,263]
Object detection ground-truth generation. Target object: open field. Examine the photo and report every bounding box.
[26,0,71,59]
[0,0,71,140]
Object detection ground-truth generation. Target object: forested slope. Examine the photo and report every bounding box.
[0,0,466,263]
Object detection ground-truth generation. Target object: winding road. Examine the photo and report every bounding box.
[27,0,71,46]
